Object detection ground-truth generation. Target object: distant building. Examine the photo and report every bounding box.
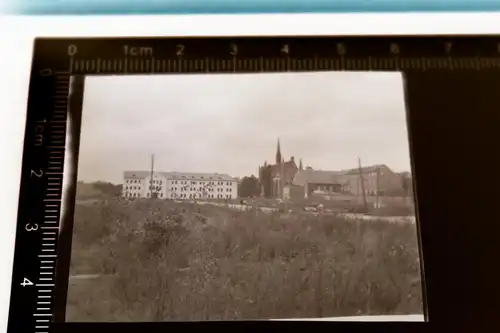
[338,164,405,197]
[122,171,161,198]
[258,138,300,199]
[122,171,238,200]
[397,171,414,197]
[291,170,343,199]
[290,164,406,199]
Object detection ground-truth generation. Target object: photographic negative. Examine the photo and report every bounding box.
[66,71,424,321]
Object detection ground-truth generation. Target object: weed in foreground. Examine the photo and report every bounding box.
[66,198,423,321]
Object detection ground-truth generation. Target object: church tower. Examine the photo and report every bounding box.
[276,138,282,165]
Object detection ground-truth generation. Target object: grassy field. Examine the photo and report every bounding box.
[228,196,415,216]
[66,197,424,321]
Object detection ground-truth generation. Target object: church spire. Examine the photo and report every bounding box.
[299,159,303,170]
[276,137,282,165]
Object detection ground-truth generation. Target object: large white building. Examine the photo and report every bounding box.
[122,171,239,200]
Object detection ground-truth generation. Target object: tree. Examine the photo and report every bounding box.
[92,181,122,197]
[260,166,273,198]
[238,175,260,198]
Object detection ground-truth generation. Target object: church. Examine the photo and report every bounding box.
[258,139,302,199]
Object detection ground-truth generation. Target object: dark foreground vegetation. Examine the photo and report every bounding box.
[67,197,423,321]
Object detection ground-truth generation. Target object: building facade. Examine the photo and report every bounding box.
[123,171,167,198]
[339,164,405,197]
[122,171,238,200]
[291,170,344,199]
[290,164,407,199]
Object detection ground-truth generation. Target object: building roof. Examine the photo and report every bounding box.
[398,171,412,177]
[292,170,343,186]
[292,164,393,186]
[167,172,236,181]
[341,164,390,175]
[123,171,151,179]
[123,171,237,181]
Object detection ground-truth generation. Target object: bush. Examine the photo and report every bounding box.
[67,199,424,321]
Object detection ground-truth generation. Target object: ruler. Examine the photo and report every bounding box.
[8,35,500,333]
[33,36,500,74]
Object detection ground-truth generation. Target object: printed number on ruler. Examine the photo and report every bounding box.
[21,278,34,287]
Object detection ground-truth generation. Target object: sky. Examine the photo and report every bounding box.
[77,72,412,184]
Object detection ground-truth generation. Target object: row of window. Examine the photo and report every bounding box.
[123,192,232,199]
[170,187,232,192]
[127,176,232,182]
[314,185,343,191]
[124,192,166,198]
[126,179,233,186]
[172,193,232,199]
[125,179,163,184]
[124,184,165,191]
[171,180,233,186]
[123,186,233,194]
[172,175,225,180]
[366,171,385,177]
[314,183,381,192]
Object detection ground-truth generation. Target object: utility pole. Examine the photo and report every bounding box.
[149,154,155,199]
[355,178,359,205]
[357,157,368,213]
[330,174,335,202]
[376,166,380,209]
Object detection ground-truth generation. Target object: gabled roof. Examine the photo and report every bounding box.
[341,164,390,175]
[292,164,394,186]
[292,170,343,186]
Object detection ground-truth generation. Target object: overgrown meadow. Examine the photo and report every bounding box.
[66,197,423,321]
